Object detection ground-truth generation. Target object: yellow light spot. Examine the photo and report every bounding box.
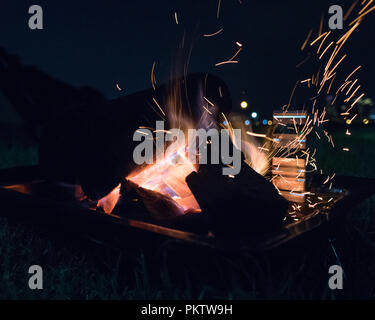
[363,118,369,125]
[267,120,273,125]
[240,101,248,109]
[346,119,352,125]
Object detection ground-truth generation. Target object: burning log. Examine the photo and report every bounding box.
[39,73,232,200]
[124,179,184,220]
[186,157,288,236]
[95,178,208,234]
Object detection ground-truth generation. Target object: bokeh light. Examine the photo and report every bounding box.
[240,101,248,109]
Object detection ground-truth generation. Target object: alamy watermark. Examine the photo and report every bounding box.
[28,5,43,30]
[328,5,344,30]
[28,265,43,290]
[132,121,242,176]
[328,265,344,290]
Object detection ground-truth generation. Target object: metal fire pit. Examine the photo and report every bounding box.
[0,165,374,253]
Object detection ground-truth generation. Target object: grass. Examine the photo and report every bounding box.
[0,126,375,299]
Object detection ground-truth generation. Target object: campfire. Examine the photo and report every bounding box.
[87,73,289,234]
[126,149,200,213]
[33,0,375,239]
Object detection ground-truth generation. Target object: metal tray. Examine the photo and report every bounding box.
[0,166,374,253]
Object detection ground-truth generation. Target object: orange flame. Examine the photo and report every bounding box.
[97,183,121,214]
[127,148,200,213]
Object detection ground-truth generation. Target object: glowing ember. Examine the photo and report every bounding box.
[127,149,200,213]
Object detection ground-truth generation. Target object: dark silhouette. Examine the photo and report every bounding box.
[0,48,105,131]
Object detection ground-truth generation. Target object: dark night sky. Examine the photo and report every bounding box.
[1,0,374,118]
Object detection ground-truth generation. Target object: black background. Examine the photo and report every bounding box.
[1,0,374,118]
